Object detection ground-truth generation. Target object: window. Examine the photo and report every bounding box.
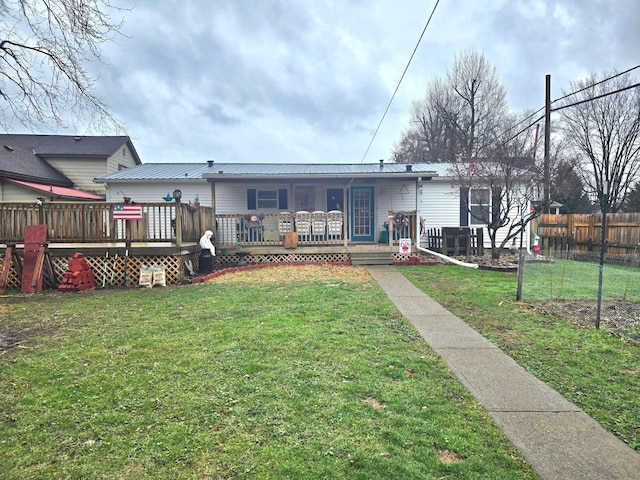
[247,188,288,210]
[257,190,277,209]
[469,188,490,225]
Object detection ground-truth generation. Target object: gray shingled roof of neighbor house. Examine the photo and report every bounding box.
[0,134,142,185]
[0,134,140,160]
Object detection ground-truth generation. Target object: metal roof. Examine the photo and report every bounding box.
[96,163,212,181]
[95,162,441,182]
[6,179,105,200]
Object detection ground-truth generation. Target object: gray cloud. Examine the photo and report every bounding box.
[27,0,640,164]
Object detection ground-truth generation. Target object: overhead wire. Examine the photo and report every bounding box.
[498,64,640,145]
[550,64,640,106]
[359,0,441,163]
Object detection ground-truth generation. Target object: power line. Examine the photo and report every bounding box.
[551,64,640,105]
[551,81,640,112]
[499,65,640,144]
[359,0,441,163]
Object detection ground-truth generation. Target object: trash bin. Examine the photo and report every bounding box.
[199,250,213,273]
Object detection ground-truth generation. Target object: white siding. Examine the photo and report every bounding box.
[418,179,530,251]
[215,182,290,214]
[419,180,460,229]
[372,180,418,231]
[103,180,211,205]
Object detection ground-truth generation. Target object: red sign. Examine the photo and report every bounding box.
[113,204,142,221]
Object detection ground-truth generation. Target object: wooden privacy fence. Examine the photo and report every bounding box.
[424,227,484,256]
[535,213,640,255]
[0,202,216,245]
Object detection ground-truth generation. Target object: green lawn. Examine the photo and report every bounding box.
[0,266,536,479]
[520,257,640,301]
[400,264,640,452]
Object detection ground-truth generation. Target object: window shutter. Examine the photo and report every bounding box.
[278,189,288,210]
[247,189,257,210]
[460,187,469,226]
[491,188,501,227]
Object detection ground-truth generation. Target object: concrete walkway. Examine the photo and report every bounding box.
[366,266,640,480]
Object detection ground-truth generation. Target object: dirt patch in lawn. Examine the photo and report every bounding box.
[537,298,640,343]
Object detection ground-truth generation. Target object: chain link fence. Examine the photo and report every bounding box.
[518,250,640,341]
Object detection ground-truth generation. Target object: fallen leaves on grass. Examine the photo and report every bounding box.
[206,264,372,285]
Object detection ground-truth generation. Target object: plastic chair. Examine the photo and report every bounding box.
[311,211,326,240]
[278,212,292,238]
[295,211,311,241]
[327,210,343,240]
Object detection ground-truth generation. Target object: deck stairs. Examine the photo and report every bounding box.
[350,251,394,265]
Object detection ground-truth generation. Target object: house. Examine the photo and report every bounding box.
[95,160,531,252]
[0,134,142,201]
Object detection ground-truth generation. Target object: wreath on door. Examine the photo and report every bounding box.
[394,212,409,228]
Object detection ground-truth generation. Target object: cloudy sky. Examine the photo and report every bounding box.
[70,0,640,163]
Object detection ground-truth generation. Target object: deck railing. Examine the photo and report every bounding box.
[0,202,215,245]
[0,203,418,248]
[215,212,347,247]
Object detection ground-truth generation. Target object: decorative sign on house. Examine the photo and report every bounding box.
[399,238,411,255]
[113,204,142,221]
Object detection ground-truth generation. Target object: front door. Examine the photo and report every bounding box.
[350,186,375,242]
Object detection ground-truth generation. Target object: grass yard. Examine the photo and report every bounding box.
[400,264,640,452]
[521,257,640,302]
[0,265,536,479]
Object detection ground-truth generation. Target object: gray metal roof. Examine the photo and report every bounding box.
[96,163,212,181]
[95,162,441,182]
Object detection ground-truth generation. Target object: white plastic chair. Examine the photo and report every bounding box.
[327,210,343,240]
[295,211,311,241]
[311,211,326,240]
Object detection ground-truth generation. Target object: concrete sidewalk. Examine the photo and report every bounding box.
[366,266,640,480]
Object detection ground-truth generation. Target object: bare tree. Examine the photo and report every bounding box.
[559,71,640,213]
[0,0,126,131]
[393,50,508,163]
[448,112,542,259]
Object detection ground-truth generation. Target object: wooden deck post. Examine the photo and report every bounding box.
[175,203,183,247]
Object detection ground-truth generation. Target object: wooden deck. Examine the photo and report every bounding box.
[0,240,417,291]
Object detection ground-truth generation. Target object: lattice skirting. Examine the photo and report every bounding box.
[215,252,350,266]
[1,251,436,291]
[1,251,356,291]
[0,251,201,291]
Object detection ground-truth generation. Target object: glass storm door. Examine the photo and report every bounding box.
[350,186,375,242]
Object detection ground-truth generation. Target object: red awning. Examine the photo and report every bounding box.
[5,179,104,200]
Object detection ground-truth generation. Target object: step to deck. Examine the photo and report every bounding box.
[350,252,394,265]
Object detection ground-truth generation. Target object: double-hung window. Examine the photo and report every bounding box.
[257,190,278,209]
[469,188,491,225]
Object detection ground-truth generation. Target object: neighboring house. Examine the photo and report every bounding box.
[0,134,142,201]
[95,160,531,250]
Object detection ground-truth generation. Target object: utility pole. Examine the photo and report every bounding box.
[544,74,551,212]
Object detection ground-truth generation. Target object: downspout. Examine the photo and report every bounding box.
[416,177,421,249]
[414,175,478,268]
[416,244,479,268]
[343,185,348,247]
